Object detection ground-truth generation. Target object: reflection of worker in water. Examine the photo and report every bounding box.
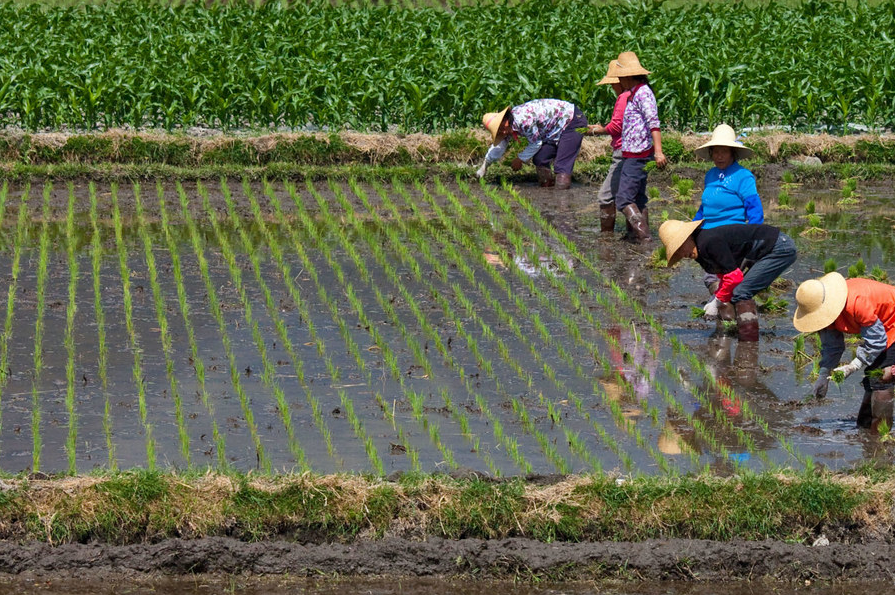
[659,219,796,342]
[794,272,895,432]
[600,323,659,421]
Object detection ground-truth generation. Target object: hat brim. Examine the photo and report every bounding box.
[665,220,703,267]
[792,272,848,333]
[616,67,651,77]
[486,106,511,144]
[694,141,754,162]
[597,75,620,85]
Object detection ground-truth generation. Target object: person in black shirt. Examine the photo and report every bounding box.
[659,220,797,341]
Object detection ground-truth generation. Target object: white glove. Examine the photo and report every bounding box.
[476,161,488,179]
[703,297,721,319]
[832,358,864,380]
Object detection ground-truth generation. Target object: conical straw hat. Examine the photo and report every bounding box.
[481,106,510,144]
[597,60,620,85]
[793,272,848,333]
[614,51,651,77]
[658,219,703,267]
[694,124,754,161]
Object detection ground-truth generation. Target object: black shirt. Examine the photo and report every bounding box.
[693,224,780,275]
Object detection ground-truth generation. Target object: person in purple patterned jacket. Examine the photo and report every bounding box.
[613,52,666,242]
[476,98,588,190]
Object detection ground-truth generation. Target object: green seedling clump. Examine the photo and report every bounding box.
[777,189,791,208]
[848,258,867,278]
[831,370,846,384]
[824,258,838,274]
[871,265,889,283]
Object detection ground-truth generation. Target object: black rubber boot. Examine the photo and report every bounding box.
[734,299,759,342]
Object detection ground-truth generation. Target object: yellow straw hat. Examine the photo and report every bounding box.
[597,60,620,85]
[793,272,848,333]
[658,219,703,267]
[481,106,510,144]
[614,51,651,77]
[694,124,754,161]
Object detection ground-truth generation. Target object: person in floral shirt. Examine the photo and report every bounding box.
[476,98,588,189]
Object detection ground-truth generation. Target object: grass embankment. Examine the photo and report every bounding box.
[0,130,893,181]
[0,469,886,545]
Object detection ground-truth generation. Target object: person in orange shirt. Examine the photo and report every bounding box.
[793,272,895,431]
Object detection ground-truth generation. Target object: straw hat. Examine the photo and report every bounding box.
[793,272,848,333]
[597,60,620,85]
[658,219,703,267]
[614,51,651,77]
[482,106,510,144]
[694,124,754,161]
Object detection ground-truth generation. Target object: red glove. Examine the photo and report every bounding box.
[715,268,744,303]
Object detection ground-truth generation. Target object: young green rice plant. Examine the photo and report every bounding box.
[133,182,190,466]
[805,200,816,215]
[88,183,115,468]
[801,213,826,237]
[848,258,867,278]
[648,245,667,268]
[174,181,267,472]
[29,183,52,471]
[672,177,695,202]
[830,369,846,385]
[776,189,791,209]
[870,265,889,283]
[781,170,795,185]
[647,186,661,200]
[111,183,156,470]
[839,177,859,204]
[0,185,28,432]
[824,258,838,274]
[63,183,79,473]
[756,294,789,315]
[156,183,226,468]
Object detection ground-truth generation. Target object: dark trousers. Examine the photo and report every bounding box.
[532,107,587,175]
[615,156,651,210]
[863,344,895,392]
[731,233,798,303]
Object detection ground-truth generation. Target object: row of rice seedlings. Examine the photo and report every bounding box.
[496,182,806,467]
[481,182,759,465]
[29,183,52,471]
[311,178,543,474]
[63,184,79,473]
[171,182,268,471]
[155,183,226,467]
[88,183,115,468]
[344,178,565,472]
[132,183,191,465]
[0,183,24,436]
[429,180,677,471]
[205,179,316,472]
[110,184,156,470]
[240,184,340,464]
[251,183,432,472]
[376,179,615,473]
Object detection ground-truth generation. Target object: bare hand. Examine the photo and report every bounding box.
[511,157,524,171]
[654,151,667,169]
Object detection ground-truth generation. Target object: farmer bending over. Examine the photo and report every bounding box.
[794,272,895,432]
[659,219,796,341]
[476,99,587,190]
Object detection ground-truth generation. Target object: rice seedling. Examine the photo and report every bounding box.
[756,294,789,315]
[800,213,826,237]
[871,265,889,283]
[155,182,226,468]
[848,258,867,278]
[805,200,816,215]
[648,245,668,268]
[88,183,115,468]
[647,186,661,200]
[830,370,846,385]
[781,170,795,185]
[29,183,52,471]
[671,177,695,202]
[776,189,791,209]
[111,183,156,470]
[0,185,28,434]
[824,258,838,274]
[63,183,79,473]
[174,181,267,471]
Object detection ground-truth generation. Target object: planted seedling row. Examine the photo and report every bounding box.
[0,186,29,439]
[63,184,79,473]
[29,184,51,471]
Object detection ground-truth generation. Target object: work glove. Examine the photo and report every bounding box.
[703,297,721,320]
[475,161,488,179]
[833,358,864,380]
[813,368,830,399]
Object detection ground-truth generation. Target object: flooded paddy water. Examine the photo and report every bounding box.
[0,172,891,476]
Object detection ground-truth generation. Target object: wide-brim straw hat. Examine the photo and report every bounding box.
[659,219,703,267]
[793,272,848,333]
[482,106,510,144]
[614,51,651,77]
[694,124,754,161]
[597,60,620,85]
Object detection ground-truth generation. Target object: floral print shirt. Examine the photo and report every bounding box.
[621,84,660,157]
[484,99,575,164]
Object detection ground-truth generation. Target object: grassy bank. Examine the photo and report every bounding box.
[0,469,887,545]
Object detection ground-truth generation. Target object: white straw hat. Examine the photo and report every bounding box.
[694,124,754,161]
[793,272,848,333]
[481,106,510,144]
[659,219,703,267]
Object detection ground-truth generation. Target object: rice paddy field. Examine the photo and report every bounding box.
[0,171,885,476]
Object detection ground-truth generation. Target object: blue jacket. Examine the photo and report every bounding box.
[693,161,763,229]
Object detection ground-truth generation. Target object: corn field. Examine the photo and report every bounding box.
[0,0,893,131]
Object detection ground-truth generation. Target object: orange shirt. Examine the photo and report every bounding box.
[832,278,895,347]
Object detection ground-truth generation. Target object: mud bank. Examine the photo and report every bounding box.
[0,536,892,582]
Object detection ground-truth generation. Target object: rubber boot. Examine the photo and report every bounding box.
[718,301,736,322]
[555,172,572,190]
[857,390,873,428]
[599,205,616,233]
[871,387,894,433]
[734,299,759,342]
[536,167,555,187]
[620,204,650,242]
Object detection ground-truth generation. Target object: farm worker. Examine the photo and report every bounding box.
[693,124,764,319]
[793,273,895,431]
[613,51,667,243]
[586,60,631,235]
[659,219,797,341]
[476,99,588,190]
